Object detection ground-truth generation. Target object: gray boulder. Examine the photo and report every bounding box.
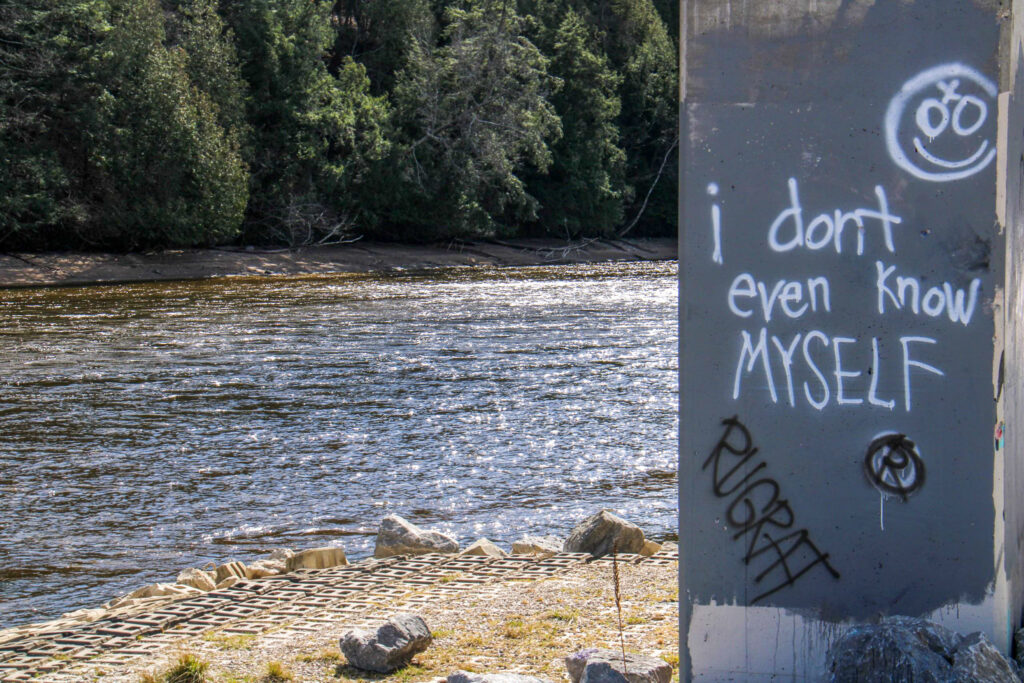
[449,672,551,683]
[374,514,459,558]
[565,649,672,683]
[563,511,645,558]
[340,613,433,673]
[826,617,1019,682]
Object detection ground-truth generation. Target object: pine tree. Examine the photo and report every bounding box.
[523,8,627,237]
[330,0,436,95]
[86,0,249,247]
[382,0,561,239]
[0,0,101,245]
[223,0,389,244]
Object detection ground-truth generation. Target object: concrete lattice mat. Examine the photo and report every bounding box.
[0,548,679,682]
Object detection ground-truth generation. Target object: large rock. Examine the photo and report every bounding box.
[563,511,645,558]
[565,649,672,683]
[176,567,216,592]
[286,546,347,571]
[511,535,564,557]
[826,617,1019,682]
[374,515,459,558]
[461,538,507,558]
[245,559,287,579]
[449,672,551,683]
[340,613,433,673]
[214,560,247,584]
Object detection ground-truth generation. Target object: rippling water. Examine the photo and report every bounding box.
[0,261,677,628]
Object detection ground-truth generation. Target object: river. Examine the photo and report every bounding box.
[0,261,677,629]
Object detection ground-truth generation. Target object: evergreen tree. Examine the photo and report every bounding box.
[523,8,627,237]
[223,0,389,244]
[172,0,249,142]
[0,0,248,248]
[86,0,249,247]
[560,0,677,235]
[603,0,677,235]
[0,0,101,245]
[331,0,435,95]
[382,0,561,239]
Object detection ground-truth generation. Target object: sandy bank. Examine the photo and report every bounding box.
[0,238,676,289]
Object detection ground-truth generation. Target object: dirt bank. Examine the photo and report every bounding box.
[0,238,676,288]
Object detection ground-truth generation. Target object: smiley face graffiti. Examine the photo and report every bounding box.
[884,63,997,183]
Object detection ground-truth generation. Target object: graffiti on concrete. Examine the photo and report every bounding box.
[863,433,926,500]
[703,415,840,603]
[885,63,997,182]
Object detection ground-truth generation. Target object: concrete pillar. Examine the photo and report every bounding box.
[679,0,1024,679]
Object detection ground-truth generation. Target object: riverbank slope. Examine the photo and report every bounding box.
[0,238,676,288]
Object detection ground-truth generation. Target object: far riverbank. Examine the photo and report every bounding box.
[0,237,676,288]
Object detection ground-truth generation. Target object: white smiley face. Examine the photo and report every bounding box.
[884,63,997,183]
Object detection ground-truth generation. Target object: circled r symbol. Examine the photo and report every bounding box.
[864,433,925,500]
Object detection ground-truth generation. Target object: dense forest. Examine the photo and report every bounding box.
[0,0,677,250]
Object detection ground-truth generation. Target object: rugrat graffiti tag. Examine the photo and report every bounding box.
[703,415,841,604]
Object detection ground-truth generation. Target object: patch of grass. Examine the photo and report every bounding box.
[662,652,679,668]
[202,632,256,650]
[164,653,209,683]
[501,617,527,639]
[138,672,160,683]
[543,607,579,622]
[438,573,463,584]
[626,615,647,625]
[430,628,454,639]
[264,660,293,681]
[332,664,390,681]
[393,664,427,682]
[295,648,342,663]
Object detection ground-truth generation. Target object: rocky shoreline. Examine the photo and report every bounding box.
[0,238,676,288]
[0,510,669,646]
[0,510,679,682]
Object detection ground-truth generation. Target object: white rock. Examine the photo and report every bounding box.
[59,608,107,624]
[246,559,287,579]
[374,515,459,558]
[216,576,240,590]
[639,540,663,557]
[286,546,348,571]
[511,535,564,557]
[214,560,246,584]
[108,583,201,608]
[461,538,507,558]
[176,567,216,591]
